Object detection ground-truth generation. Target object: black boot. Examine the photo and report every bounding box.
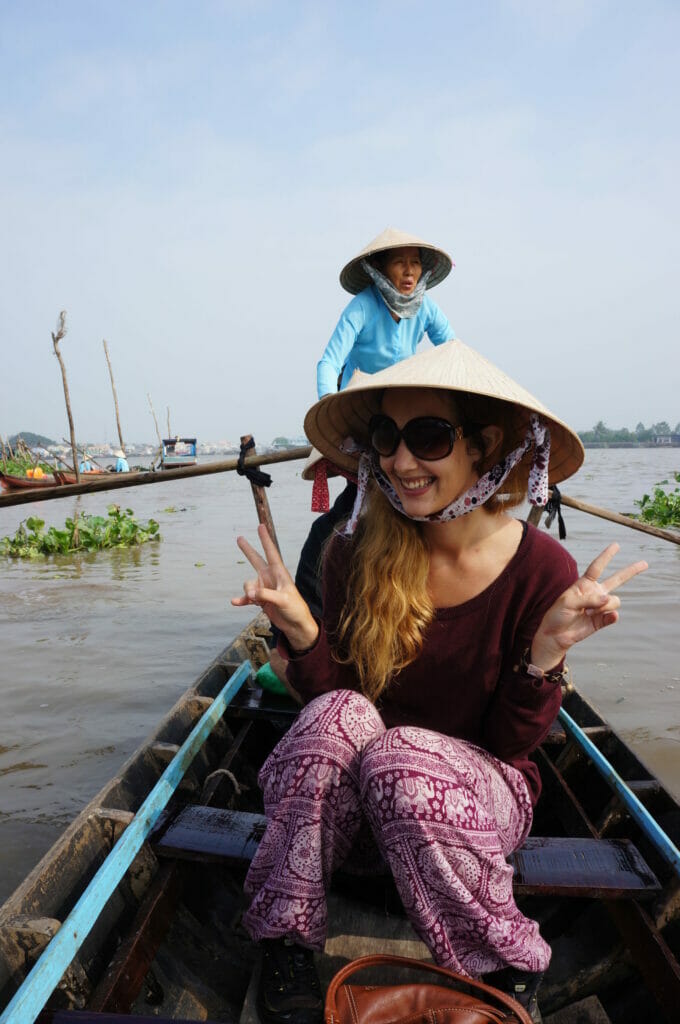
[256,937,323,1024]
[500,969,544,1024]
[484,967,544,1024]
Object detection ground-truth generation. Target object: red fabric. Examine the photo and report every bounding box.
[311,460,331,512]
[281,522,578,806]
[310,459,359,513]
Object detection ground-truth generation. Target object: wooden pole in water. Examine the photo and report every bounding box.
[240,434,281,553]
[102,339,126,455]
[51,311,80,483]
[147,394,162,447]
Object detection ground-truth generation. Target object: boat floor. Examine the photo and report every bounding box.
[121,864,620,1024]
[238,892,429,1024]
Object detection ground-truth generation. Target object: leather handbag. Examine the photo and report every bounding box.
[324,954,533,1024]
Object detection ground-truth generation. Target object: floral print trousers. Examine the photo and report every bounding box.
[243,689,551,976]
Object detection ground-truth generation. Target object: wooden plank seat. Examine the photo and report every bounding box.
[225,680,298,727]
[150,805,661,898]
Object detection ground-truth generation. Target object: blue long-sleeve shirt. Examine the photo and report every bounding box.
[317,284,454,398]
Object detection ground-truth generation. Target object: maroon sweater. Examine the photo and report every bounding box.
[284,522,578,805]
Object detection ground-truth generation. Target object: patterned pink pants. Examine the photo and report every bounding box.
[243,690,551,976]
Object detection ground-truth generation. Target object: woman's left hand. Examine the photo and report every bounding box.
[530,543,648,672]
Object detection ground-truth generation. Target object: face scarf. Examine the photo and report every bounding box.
[339,414,550,536]
[361,258,431,319]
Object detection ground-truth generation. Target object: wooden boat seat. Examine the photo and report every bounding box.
[150,805,661,898]
[225,681,299,726]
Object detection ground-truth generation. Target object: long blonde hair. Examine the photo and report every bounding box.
[331,392,530,702]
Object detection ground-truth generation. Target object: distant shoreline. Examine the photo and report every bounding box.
[581,442,680,449]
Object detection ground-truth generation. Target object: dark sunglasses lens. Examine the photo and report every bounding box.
[405,419,455,460]
[371,417,399,456]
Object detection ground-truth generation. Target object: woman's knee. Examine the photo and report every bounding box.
[360,727,480,818]
[266,690,383,770]
[297,689,384,744]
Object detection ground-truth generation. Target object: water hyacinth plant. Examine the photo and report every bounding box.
[3,454,54,477]
[634,472,680,528]
[1,505,160,558]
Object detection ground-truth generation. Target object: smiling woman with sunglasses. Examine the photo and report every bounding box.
[232,340,647,1024]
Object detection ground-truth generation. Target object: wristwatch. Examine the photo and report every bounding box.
[517,647,565,685]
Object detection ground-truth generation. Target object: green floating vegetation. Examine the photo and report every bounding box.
[3,454,53,476]
[634,473,680,528]
[1,505,160,558]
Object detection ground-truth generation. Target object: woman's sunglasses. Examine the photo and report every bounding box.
[369,415,465,461]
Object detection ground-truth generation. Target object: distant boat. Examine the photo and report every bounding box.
[0,470,61,491]
[56,467,107,484]
[160,436,197,469]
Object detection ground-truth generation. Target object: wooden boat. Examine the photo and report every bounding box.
[0,470,61,491]
[54,469,108,485]
[160,437,197,470]
[1,611,679,1024]
[0,469,107,492]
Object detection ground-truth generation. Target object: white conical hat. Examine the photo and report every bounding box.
[304,339,584,484]
[339,227,453,295]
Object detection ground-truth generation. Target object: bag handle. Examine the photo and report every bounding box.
[324,953,533,1024]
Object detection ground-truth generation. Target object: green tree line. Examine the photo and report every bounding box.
[578,420,680,443]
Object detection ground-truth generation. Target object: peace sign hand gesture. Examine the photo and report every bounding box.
[530,543,648,673]
[231,524,320,653]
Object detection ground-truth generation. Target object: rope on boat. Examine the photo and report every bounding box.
[237,437,272,487]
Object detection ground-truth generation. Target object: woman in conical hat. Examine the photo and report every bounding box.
[316,226,454,399]
[233,341,647,1024]
[300,227,454,617]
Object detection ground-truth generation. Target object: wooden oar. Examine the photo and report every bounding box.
[0,445,313,508]
[535,490,680,546]
[560,492,679,545]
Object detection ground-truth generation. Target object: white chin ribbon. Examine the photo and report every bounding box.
[339,414,550,535]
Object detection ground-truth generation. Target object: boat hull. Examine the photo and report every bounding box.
[0,470,60,490]
[1,615,679,1024]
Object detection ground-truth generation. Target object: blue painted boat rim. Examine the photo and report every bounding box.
[558,706,680,879]
[0,659,253,1024]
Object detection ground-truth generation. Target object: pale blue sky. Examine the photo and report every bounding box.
[1,1,678,443]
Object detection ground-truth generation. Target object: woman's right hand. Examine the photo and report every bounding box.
[231,523,320,653]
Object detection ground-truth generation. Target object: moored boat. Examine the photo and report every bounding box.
[53,469,108,485]
[0,470,61,491]
[160,437,197,469]
[1,610,679,1024]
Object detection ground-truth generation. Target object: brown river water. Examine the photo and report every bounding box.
[1,450,679,903]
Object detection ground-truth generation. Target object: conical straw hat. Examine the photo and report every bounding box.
[304,339,584,485]
[340,227,453,295]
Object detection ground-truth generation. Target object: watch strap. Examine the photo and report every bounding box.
[516,647,566,685]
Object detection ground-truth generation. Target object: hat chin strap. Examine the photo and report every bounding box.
[341,415,550,535]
